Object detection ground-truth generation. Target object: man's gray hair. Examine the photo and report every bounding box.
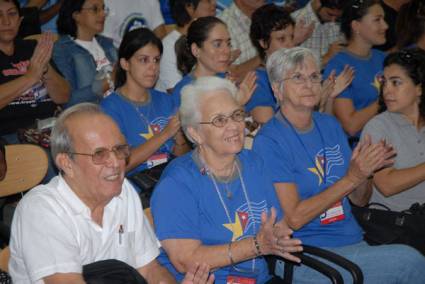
[50,103,104,161]
[179,76,238,142]
[266,47,319,88]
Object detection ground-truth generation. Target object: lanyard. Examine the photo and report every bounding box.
[277,112,328,185]
[202,158,257,273]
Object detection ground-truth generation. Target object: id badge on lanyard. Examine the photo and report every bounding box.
[226,275,256,284]
[320,201,345,225]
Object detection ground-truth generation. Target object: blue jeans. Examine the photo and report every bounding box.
[290,242,425,284]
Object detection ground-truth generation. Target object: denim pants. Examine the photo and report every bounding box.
[289,241,425,284]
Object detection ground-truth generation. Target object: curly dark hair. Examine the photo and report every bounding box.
[379,48,425,118]
[340,0,381,40]
[250,4,295,60]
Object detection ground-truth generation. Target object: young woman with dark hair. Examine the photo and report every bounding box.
[173,16,256,109]
[101,28,189,175]
[156,0,216,93]
[324,0,388,145]
[53,0,117,107]
[362,48,425,211]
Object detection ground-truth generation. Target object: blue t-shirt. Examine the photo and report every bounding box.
[151,150,282,284]
[245,68,277,113]
[100,90,176,174]
[323,49,385,137]
[253,112,363,247]
[171,73,226,107]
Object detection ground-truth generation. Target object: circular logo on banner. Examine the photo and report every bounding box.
[119,13,147,39]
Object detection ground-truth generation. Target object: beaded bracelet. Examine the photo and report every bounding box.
[253,236,262,256]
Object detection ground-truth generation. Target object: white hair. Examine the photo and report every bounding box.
[266,47,319,91]
[179,76,238,142]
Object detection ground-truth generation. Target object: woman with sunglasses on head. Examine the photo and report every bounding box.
[53,0,117,108]
[100,28,190,177]
[172,16,256,108]
[324,0,388,146]
[361,48,425,212]
[253,46,425,283]
[151,76,302,284]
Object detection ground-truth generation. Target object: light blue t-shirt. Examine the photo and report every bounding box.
[151,150,282,284]
[100,90,176,174]
[253,111,363,247]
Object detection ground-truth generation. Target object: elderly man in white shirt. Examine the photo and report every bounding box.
[9,103,212,284]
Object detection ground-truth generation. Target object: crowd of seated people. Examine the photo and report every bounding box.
[4,0,425,282]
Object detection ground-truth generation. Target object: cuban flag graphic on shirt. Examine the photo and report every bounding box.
[223,201,268,241]
[308,144,344,186]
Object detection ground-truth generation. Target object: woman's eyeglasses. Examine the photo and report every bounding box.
[282,72,322,85]
[199,109,246,128]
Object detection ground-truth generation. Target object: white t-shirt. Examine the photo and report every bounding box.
[156,30,182,92]
[103,0,165,48]
[75,38,111,71]
[9,176,160,283]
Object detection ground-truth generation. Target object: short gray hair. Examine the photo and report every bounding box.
[179,76,238,142]
[50,103,104,161]
[266,47,319,88]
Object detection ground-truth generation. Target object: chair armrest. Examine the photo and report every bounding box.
[266,253,343,284]
[303,245,363,284]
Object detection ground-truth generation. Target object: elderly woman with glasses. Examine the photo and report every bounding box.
[151,76,303,284]
[253,47,425,283]
[53,0,117,107]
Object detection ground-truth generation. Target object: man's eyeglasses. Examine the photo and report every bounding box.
[282,72,322,85]
[68,144,130,165]
[81,5,110,15]
[199,109,246,128]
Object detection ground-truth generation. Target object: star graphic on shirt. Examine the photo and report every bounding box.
[308,156,324,185]
[371,75,381,92]
[140,125,154,140]
[223,212,244,241]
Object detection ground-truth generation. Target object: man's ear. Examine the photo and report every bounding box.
[55,153,74,177]
[259,39,269,50]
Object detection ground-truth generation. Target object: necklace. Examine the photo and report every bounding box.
[209,162,257,272]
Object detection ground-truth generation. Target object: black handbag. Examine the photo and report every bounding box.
[83,259,147,284]
[128,162,169,208]
[352,202,425,255]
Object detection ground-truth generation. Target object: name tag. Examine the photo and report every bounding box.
[146,153,168,168]
[320,201,345,225]
[226,276,256,284]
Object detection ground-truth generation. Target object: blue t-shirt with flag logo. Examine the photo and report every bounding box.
[245,68,277,113]
[151,150,281,284]
[253,112,363,248]
[323,49,385,139]
[100,90,176,175]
